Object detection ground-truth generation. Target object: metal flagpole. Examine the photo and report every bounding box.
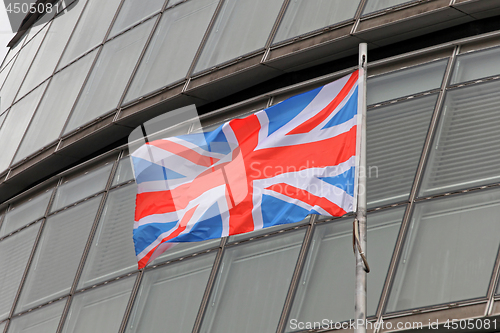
[355,42,368,333]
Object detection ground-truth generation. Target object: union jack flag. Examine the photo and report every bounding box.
[131,70,359,269]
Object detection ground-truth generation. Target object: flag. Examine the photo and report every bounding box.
[131,70,359,269]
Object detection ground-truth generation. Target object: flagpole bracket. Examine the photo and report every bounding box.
[353,218,370,273]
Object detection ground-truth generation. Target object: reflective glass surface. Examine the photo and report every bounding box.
[16,0,87,99]
[15,49,98,162]
[16,195,102,313]
[57,0,121,70]
[167,0,185,6]
[0,56,16,91]
[65,18,155,133]
[0,25,47,113]
[387,189,500,312]
[78,185,138,288]
[2,35,28,76]
[200,229,306,333]
[0,112,6,130]
[151,238,220,265]
[51,163,112,212]
[109,0,166,37]
[227,219,307,243]
[367,95,437,207]
[62,276,136,333]
[0,81,48,173]
[451,46,500,84]
[0,189,52,237]
[0,224,40,319]
[420,81,500,196]
[125,253,216,333]
[8,300,65,333]
[125,0,219,103]
[362,0,416,15]
[0,110,5,126]
[287,208,403,329]
[1,34,25,72]
[367,59,447,106]
[194,0,284,72]
[112,157,135,186]
[274,0,360,43]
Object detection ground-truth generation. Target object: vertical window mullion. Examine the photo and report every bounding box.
[374,46,460,318]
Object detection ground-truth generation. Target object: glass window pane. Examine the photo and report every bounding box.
[57,0,122,70]
[362,0,416,15]
[194,0,284,73]
[14,49,98,163]
[0,55,16,91]
[109,0,166,38]
[1,49,14,71]
[420,81,500,196]
[124,0,219,103]
[62,276,136,333]
[287,208,403,329]
[367,59,447,106]
[367,95,436,207]
[0,81,48,173]
[167,0,185,6]
[228,219,307,243]
[51,163,112,212]
[24,5,61,45]
[387,189,500,312]
[0,189,53,237]
[16,196,102,313]
[200,229,306,333]
[0,112,7,130]
[0,111,6,128]
[274,0,360,43]
[8,300,65,333]
[0,26,47,113]
[0,225,40,320]
[1,34,26,73]
[151,239,220,265]
[16,0,87,99]
[112,157,135,186]
[451,46,500,84]
[125,253,216,333]
[65,18,155,133]
[3,29,28,63]
[78,185,137,288]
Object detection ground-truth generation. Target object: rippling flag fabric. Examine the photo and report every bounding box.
[132,70,359,269]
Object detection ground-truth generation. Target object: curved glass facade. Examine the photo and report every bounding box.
[2,0,500,332]
[1,0,496,175]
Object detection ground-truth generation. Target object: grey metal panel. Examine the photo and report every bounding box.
[368,16,474,47]
[453,0,500,19]
[265,27,361,72]
[355,3,469,46]
[116,89,207,129]
[186,57,282,102]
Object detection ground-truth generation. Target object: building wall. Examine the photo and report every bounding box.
[1,0,500,332]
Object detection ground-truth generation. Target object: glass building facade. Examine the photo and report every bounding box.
[1,0,500,332]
